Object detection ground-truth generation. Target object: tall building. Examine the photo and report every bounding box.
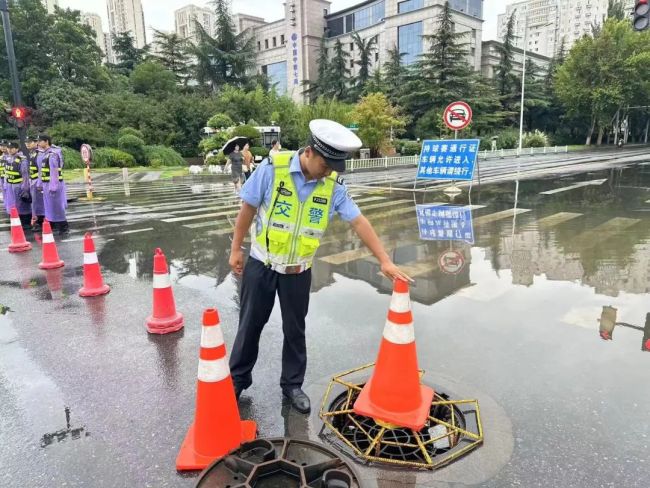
[496,0,630,58]
[80,12,106,57]
[238,0,484,103]
[104,32,116,64]
[42,0,58,13]
[174,4,216,44]
[106,0,147,49]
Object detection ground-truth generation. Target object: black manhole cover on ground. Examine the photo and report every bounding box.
[195,437,363,488]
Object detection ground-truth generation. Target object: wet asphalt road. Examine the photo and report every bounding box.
[2,150,650,487]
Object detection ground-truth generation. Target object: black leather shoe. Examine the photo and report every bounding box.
[283,388,311,414]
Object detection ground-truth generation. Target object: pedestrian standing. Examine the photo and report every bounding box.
[228,119,412,414]
[0,140,8,205]
[26,136,44,231]
[269,139,281,159]
[229,144,244,194]
[3,142,31,227]
[38,134,68,235]
[242,143,254,181]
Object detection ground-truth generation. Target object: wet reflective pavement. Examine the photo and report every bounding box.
[2,161,650,487]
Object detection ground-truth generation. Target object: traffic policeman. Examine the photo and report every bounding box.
[3,142,31,226]
[228,119,412,414]
[26,136,45,231]
[37,134,68,235]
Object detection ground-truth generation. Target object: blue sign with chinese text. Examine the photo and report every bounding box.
[417,139,480,181]
[416,205,474,244]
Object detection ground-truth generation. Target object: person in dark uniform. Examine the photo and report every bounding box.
[228,119,412,414]
[3,142,31,227]
[26,136,45,231]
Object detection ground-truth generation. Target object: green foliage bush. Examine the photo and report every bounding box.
[395,140,422,156]
[249,146,269,159]
[207,113,234,129]
[118,134,145,163]
[199,133,229,154]
[50,122,107,149]
[229,124,261,147]
[93,147,136,168]
[523,130,549,148]
[143,145,185,166]
[206,153,227,165]
[495,129,519,150]
[118,127,145,141]
[61,147,83,169]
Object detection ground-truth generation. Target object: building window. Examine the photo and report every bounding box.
[263,61,288,95]
[327,17,344,37]
[257,41,261,51]
[350,42,354,51]
[273,37,277,47]
[265,39,269,49]
[324,8,328,16]
[375,52,379,62]
[398,21,423,66]
[398,0,423,14]
[281,34,285,44]
[350,59,354,68]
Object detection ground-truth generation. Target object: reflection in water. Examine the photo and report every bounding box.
[148,328,185,390]
[281,401,309,440]
[40,406,89,448]
[599,306,650,352]
[84,295,108,330]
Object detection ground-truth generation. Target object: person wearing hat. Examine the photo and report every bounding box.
[26,136,45,231]
[37,134,68,235]
[228,119,412,414]
[0,140,9,205]
[3,142,32,226]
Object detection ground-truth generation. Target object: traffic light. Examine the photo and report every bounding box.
[633,0,650,32]
[8,106,30,128]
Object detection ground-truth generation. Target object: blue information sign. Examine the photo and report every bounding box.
[416,205,474,244]
[417,139,480,181]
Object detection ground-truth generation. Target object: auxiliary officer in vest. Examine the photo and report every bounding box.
[38,134,68,235]
[3,142,31,227]
[26,136,45,231]
[228,119,412,414]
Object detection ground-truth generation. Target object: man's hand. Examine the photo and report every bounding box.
[230,248,244,276]
[380,259,414,283]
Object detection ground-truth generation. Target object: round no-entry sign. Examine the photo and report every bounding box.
[438,250,465,275]
[80,144,93,165]
[443,101,472,131]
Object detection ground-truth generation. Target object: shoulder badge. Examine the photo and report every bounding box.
[336,176,344,185]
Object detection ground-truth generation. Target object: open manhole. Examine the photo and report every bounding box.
[195,437,363,488]
[319,364,483,469]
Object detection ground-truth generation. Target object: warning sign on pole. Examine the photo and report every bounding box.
[443,101,472,131]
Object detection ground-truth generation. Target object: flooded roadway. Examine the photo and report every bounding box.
[1,161,650,487]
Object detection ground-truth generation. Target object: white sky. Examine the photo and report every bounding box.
[60,0,501,41]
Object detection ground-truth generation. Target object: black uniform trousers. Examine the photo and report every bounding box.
[229,257,312,392]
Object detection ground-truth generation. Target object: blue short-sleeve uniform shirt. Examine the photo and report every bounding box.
[240,150,361,235]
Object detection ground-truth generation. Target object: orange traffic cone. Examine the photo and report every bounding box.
[176,308,257,470]
[146,248,183,334]
[8,207,31,253]
[78,233,110,297]
[353,279,434,431]
[38,220,64,269]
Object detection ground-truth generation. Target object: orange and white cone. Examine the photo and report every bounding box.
[8,207,32,253]
[146,248,183,334]
[353,279,434,431]
[38,220,64,269]
[78,233,110,297]
[176,308,257,471]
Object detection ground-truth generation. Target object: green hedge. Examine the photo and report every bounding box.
[250,146,269,158]
[61,146,84,169]
[395,140,421,156]
[118,134,145,163]
[143,145,186,167]
[93,147,136,168]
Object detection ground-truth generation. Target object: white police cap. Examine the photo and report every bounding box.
[309,119,362,172]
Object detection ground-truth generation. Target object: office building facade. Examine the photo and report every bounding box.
[174,4,216,44]
[106,0,147,49]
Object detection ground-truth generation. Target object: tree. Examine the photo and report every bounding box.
[495,12,518,112]
[189,0,256,91]
[328,40,351,100]
[607,0,627,20]
[352,93,406,156]
[305,36,332,101]
[35,81,98,125]
[151,30,191,84]
[207,113,234,129]
[351,32,378,96]
[111,32,147,75]
[130,62,177,95]
[519,59,551,132]
[383,45,406,105]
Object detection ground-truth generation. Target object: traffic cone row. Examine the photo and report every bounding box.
[146,248,184,334]
[39,220,64,270]
[79,233,110,297]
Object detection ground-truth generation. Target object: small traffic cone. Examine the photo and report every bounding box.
[8,207,32,253]
[146,248,183,334]
[176,308,257,471]
[38,220,64,269]
[353,279,434,431]
[78,233,110,297]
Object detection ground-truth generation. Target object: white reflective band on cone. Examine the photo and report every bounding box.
[43,233,55,244]
[197,357,230,382]
[10,218,20,226]
[152,273,172,289]
[83,252,98,265]
[201,325,225,348]
[389,292,411,313]
[383,320,415,344]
